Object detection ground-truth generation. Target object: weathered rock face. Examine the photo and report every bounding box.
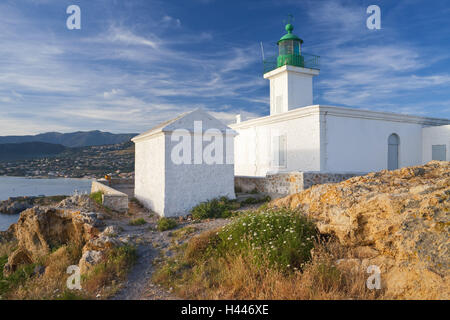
[271,161,450,299]
[3,195,121,276]
[13,207,100,259]
[4,206,100,275]
[0,197,34,214]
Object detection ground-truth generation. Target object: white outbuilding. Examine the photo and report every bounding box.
[132,109,236,217]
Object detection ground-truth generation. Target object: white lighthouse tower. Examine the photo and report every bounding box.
[264,22,320,115]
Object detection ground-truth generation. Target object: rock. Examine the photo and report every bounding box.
[13,207,99,259]
[4,206,100,274]
[79,250,104,274]
[33,265,46,277]
[0,197,35,215]
[3,197,124,280]
[102,225,121,237]
[271,161,450,299]
[57,194,94,211]
[83,234,122,253]
[3,248,33,276]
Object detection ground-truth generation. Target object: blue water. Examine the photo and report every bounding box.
[0,177,92,231]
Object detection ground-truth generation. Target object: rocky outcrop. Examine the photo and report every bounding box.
[0,197,35,215]
[0,196,70,215]
[3,195,122,276]
[271,161,450,299]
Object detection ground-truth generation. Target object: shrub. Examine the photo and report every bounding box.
[83,245,137,295]
[153,211,383,300]
[129,218,147,226]
[240,195,271,206]
[0,254,36,297]
[191,197,240,220]
[89,191,103,205]
[214,208,317,271]
[157,218,178,231]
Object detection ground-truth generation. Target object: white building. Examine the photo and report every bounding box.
[230,23,450,177]
[133,22,450,212]
[132,109,236,217]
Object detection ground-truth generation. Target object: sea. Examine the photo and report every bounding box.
[0,176,92,231]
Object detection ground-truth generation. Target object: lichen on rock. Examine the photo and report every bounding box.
[271,161,450,299]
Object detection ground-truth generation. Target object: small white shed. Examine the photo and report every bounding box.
[132,109,237,217]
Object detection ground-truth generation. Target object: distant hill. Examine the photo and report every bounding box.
[0,130,137,148]
[0,142,67,161]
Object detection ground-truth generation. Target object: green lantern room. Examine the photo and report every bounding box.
[263,18,320,74]
[277,23,304,68]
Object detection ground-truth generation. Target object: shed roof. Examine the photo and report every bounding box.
[132,108,236,142]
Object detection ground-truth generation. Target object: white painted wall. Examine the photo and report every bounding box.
[232,107,321,176]
[264,65,319,116]
[233,105,449,176]
[164,133,235,216]
[134,133,166,215]
[324,114,423,172]
[422,124,450,163]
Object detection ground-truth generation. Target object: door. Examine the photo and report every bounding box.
[388,134,399,170]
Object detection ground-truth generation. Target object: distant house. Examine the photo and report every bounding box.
[132,109,236,217]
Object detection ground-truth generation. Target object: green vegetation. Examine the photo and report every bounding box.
[191,197,240,220]
[213,208,316,270]
[0,241,137,300]
[154,208,380,300]
[83,245,137,296]
[89,191,103,205]
[169,226,197,241]
[0,254,37,297]
[129,218,147,226]
[240,195,271,206]
[157,218,178,231]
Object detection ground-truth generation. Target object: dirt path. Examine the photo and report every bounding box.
[109,201,231,300]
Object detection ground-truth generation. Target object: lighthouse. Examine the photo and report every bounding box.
[263,22,320,115]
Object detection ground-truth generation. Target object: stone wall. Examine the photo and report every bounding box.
[235,171,365,198]
[91,180,128,213]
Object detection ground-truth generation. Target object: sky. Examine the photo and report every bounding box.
[0,0,449,135]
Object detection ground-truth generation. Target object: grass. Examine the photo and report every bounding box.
[240,195,271,206]
[82,245,137,297]
[89,191,103,205]
[169,226,197,241]
[191,197,240,220]
[157,218,178,231]
[153,208,384,300]
[129,218,147,226]
[0,255,37,297]
[0,239,137,300]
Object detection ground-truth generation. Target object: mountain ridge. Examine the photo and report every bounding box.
[0,130,137,148]
[0,142,66,161]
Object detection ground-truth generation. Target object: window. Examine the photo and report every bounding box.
[432,145,446,161]
[272,135,287,168]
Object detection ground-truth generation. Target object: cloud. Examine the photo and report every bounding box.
[162,15,181,27]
